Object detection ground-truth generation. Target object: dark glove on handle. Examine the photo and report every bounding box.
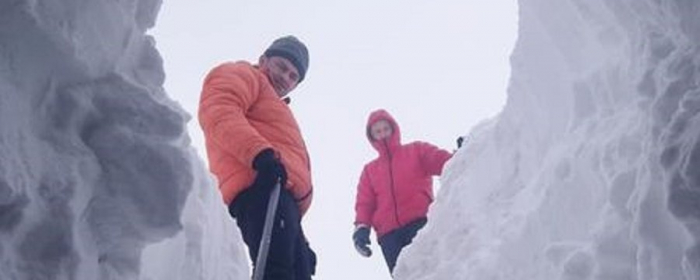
[252,148,287,191]
[353,226,372,257]
[456,136,465,149]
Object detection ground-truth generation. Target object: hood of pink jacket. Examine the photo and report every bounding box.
[366,109,401,157]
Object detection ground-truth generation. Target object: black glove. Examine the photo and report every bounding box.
[252,149,287,191]
[456,136,465,149]
[353,226,372,257]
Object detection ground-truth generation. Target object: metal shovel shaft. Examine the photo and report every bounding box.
[252,182,282,280]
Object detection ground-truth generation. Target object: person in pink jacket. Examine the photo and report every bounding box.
[353,109,453,274]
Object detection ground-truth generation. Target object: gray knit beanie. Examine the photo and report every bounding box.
[264,36,309,82]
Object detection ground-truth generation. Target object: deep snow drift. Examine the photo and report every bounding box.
[0,1,246,279]
[396,1,700,279]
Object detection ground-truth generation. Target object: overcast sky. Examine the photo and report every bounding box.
[151,1,518,278]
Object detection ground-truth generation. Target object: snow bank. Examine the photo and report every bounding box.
[396,1,700,279]
[0,1,246,279]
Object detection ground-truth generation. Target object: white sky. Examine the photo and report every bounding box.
[151,1,518,278]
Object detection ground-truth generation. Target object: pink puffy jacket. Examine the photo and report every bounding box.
[354,109,452,238]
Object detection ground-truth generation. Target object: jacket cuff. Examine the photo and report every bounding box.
[354,224,370,232]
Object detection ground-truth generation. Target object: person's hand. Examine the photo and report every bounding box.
[456,136,465,149]
[353,225,372,257]
[252,149,287,191]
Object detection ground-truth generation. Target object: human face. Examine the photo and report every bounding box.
[370,120,393,141]
[259,55,300,97]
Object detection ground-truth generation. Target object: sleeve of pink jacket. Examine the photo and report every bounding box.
[354,165,376,227]
[417,141,453,176]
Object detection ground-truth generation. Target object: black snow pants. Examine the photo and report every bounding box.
[378,217,427,274]
[228,183,316,280]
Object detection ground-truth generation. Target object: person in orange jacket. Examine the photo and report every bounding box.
[353,109,453,275]
[199,36,315,279]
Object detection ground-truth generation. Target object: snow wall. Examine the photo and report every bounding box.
[0,1,247,279]
[396,1,700,279]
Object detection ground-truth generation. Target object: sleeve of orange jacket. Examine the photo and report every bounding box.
[417,141,453,176]
[354,165,376,227]
[199,62,271,166]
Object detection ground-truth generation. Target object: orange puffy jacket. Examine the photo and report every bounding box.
[198,61,313,215]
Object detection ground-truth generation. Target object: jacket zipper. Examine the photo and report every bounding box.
[384,140,402,228]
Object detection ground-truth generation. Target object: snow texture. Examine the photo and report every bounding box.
[0,1,247,279]
[395,0,700,279]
